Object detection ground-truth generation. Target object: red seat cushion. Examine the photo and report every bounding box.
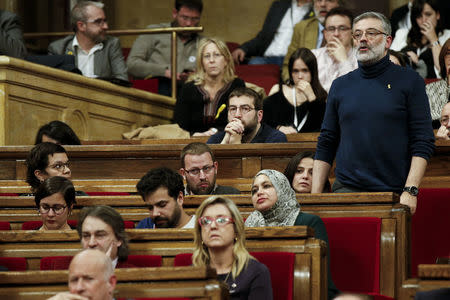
[323,217,381,294]
[124,220,135,229]
[40,256,73,270]
[0,221,10,230]
[0,193,19,196]
[174,253,193,266]
[131,79,159,93]
[235,64,280,95]
[0,257,27,271]
[42,255,162,270]
[22,220,78,230]
[411,188,450,277]
[85,192,130,196]
[124,255,162,268]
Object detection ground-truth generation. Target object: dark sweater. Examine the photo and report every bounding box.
[174,78,245,134]
[316,54,435,192]
[207,123,287,144]
[263,89,326,132]
[294,212,339,299]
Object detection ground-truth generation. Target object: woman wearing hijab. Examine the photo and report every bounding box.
[245,169,339,300]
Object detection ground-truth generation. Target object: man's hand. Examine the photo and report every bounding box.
[278,126,298,135]
[400,191,417,215]
[221,119,244,144]
[232,48,246,65]
[326,37,348,63]
[47,292,88,300]
[436,125,449,140]
[420,20,438,45]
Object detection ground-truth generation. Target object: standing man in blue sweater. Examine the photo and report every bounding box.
[311,12,435,214]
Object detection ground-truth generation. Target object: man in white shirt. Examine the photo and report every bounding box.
[312,7,357,92]
[48,1,127,81]
[136,167,196,229]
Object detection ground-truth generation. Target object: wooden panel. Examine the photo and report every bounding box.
[0,56,175,145]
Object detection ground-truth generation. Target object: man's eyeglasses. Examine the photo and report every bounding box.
[352,29,388,40]
[39,204,67,215]
[86,18,107,26]
[228,105,255,116]
[324,26,351,33]
[441,117,449,125]
[185,165,215,176]
[49,162,70,171]
[198,216,234,227]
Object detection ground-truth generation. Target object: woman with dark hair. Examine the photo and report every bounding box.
[174,37,245,137]
[263,48,327,134]
[284,151,331,193]
[35,120,81,145]
[193,196,273,299]
[246,169,338,299]
[35,176,76,231]
[391,0,450,78]
[389,49,410,67]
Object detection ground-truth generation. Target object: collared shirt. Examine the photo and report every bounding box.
[315,22,324,49]
[312,46,358,92]
[72,36,104,78]
[264,1,311,57]
[112,257,118,269]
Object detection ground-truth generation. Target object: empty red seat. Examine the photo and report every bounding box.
[0,257,27,271]
[235,64,280,95]
[40,256,73,270]
[131,79,159,94]
[41,255,162,270]
[21,219,78,230]
[0,221,11,230]
[85,192,131,196]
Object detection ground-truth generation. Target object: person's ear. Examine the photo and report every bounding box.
[172,8,178,20]
[213,161,218,174]
[108,274,117,293]
[177,191,184,207]
[179,168,187,180]
[257,110,263,123]
[34,170,46,183]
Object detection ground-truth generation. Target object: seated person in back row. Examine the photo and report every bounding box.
[436,102,450,140]
[48,1,128,81]
[35,120,81,145]
[207,87,287,144]
[180,142,240,195]
[136,167,195,229]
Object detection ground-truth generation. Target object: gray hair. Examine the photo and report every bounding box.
[71,1,105,32]
[353,11,391,36]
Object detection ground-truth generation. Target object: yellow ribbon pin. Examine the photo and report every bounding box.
[215,104,226,119]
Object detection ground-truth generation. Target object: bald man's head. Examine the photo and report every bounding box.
[68,249,116,300]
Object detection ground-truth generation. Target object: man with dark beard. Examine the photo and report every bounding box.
[48,1,127,81]
[312,12,435,215]
[127,0,203,96]
[136,167,195,229]
[207,87,287,144]
[180,142,240,195]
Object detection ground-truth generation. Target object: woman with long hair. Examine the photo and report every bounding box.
[246,169,339,299]
[193,196,272,299]
[174,38,245,137]
[391,0,450,78]
[263,48,327,134]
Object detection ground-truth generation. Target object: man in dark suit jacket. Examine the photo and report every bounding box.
[0,10,26,58]
[48,1,127,81]
[415,288,450,300]
[232,0,313,66]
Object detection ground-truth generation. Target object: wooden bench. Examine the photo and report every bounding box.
[400,264,450,300]
[0,226,326,300]
[0,266,228,300]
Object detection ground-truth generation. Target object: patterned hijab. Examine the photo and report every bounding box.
[245,169,300,227]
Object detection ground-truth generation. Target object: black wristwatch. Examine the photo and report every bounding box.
[403,186,419,196]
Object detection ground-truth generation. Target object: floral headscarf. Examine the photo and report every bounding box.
[245,169,300,227]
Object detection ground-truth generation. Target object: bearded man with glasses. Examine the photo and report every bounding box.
[207,87,287,144]
[312,12,435,215]
[48,1,128,81]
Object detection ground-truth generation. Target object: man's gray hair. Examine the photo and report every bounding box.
[71,1,105,32]
[353,11,391,36]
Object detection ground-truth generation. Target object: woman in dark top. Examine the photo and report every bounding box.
[391,0,450,78]
[193,196,272,300]
[174,37,245,136]
[263,48,327,134]
[246,169,339,299]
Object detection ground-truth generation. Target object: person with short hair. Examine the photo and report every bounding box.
[389,49,410,66]
[47,249,116,300]
[207,87,287,144]
[48,1,128,81]
[180,142,240,195]
[312,12,435,214]
[174,37,245,136]
[436,102,450,140]
[136,167,195,229]
[35,120,81,145]
[193,196,273,299]
[26,142,71,193]
[0,9,27,58]
[264,48,327,134]
[35,176,76,231]
[77,205,129,268]
[246,169,339,299]
[127,0,203,96]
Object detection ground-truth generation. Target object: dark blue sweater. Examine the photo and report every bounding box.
[316,54,435,192]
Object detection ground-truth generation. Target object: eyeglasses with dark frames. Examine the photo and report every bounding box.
[228,105,255,116]
[352,29,388,40]
[39,204,67,215]
[185,165,215,176]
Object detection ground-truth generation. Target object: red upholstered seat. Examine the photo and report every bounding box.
[0,221,11,230]
[41,255,162,270]
[174,252,295,300]
[0,193,19,196]
[411,188,450,277]
[120,298,191,300]
[323,217,382,294]
[124,220,135,229]
[226,41,240,54]
[235,64,280,95]
[85,192,130,196]
[0,257,27,271]
[131,79,159,94]
[21,219,78,230]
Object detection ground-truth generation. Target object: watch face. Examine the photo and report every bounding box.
[410,186,419,196]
